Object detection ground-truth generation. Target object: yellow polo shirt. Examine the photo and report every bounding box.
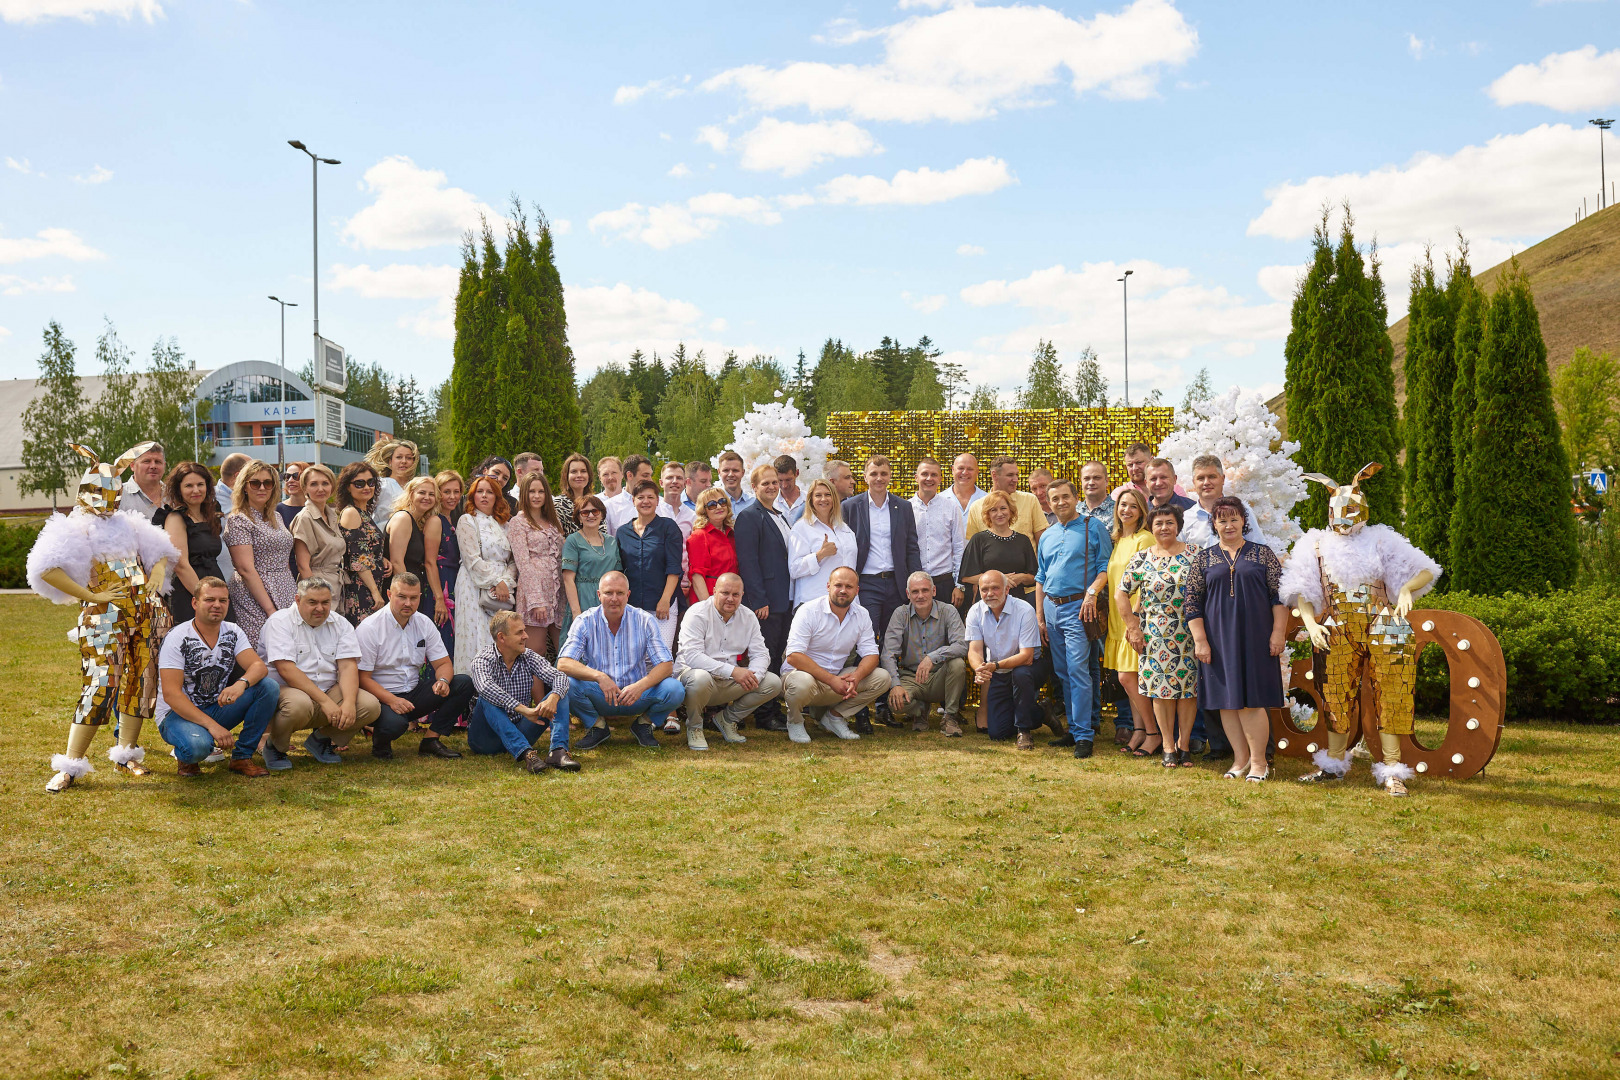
[964,490,1048,546]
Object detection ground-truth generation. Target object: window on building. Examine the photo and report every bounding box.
[209,374,310,405]
[344,424,377,454]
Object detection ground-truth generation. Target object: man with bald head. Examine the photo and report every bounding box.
[558,571,686,749]
[781,567,891,743]
[881,572,969,736]
[949,453,987,516]
[676,572,783,748]
[967,569,1044,747]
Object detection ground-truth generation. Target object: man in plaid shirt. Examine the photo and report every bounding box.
[468,610,579,773]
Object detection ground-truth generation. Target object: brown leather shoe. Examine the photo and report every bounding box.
[941,714,964,738]
[227,758,269,778]
[1016,731,1035,751]
[545,748,581,772]
[1114,723,1134,746]
[176,760,202,777]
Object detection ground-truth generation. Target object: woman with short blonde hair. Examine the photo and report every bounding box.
[686,487,738,603]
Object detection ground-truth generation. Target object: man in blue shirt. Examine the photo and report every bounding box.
[1035,478,1112,759]
[557,572,686,749]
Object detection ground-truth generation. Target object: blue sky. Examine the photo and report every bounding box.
[2,0,1614,405]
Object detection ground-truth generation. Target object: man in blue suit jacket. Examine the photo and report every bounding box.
[842,456,925,730]
[732,464,793,730]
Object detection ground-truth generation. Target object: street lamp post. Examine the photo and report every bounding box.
[268,295,298,470]
[1117,268,1134,407]
[287,140,340,464]
[1591,120,1614,210]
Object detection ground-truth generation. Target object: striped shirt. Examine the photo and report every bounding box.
[559,603,672,688]
[470,645,569,714]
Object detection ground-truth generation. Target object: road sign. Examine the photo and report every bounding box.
[1588,470,1609,496]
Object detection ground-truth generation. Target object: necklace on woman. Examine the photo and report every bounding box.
[1221,545,1239,596]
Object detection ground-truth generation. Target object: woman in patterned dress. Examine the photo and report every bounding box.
[336,462,388,625]
[224,460,296,652]
[507,471,565,659]
[554,452,593,537]
[1186,496,1288,782]
[1116,503,1198,768]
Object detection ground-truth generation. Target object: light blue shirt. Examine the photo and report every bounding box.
[862,491,894,574]
[775,488,806,524]
[726,487,755,514]
[560,604,672,688]
[1182,501,1269,550]
[1036,514,1113,599]
[965,595,1042,665]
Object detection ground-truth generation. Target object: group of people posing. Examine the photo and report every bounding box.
[121,435,1293,780]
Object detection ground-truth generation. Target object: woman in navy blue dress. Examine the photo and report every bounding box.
[1186,496,1288,782]
[434,470,464,660]
[616,478,684,730]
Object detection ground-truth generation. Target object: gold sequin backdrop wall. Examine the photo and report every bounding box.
[825,407,1177,496]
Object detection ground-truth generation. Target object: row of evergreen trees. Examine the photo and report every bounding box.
[446,201,582,479]
[1285,208,1577,596]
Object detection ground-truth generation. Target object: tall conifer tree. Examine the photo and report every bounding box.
[1283,209,1402,530]
[1446,266,1486,581]
[496,201,580,473]
[1449,260,1577,594]
[1403,249,1461,563]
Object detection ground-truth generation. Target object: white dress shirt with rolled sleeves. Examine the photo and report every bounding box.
[675,598,771,677]
[783,596,878,676]
[910,491,965,583]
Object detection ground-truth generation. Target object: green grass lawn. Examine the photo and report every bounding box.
[1,594,1616,1080]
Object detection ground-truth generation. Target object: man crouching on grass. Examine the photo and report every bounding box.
[468,610,579,773]
[357,573,475,760]
[157,577,276,777]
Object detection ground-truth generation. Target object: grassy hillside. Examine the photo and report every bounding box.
[1269,201,1620,430]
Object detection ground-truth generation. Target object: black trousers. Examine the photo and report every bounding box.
[858,574,905,645]
[374,672,476,746]
[930,573,957,607]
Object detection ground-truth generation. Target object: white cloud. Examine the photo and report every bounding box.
[589,193,782,249]
[1488,45,1620,111]
[957,243,986,255]
[0,325,11,342]
[329,262,459,340]
[341,156,502,251]
[696,125,730,153]
[6,156,36,175]
[667,162,692,178]
[1248,124,1594,247]
[1407,33,1430,60]
[703,0,1198,124]
[1256,265,1299,304]
[72,164,113,184]
[736,118,881,176]
[903,291,946,313]
[550,218,571,235]
[0,273,75,295]
[0,0,161,22]
[613,76,689,105]
[813,16,883,46]
[564,283,705,370]
[820,156,1014,205]
[0,226,106,263]
[958,259,1289,391]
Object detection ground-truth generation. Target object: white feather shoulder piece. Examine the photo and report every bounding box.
[26,511,181,605]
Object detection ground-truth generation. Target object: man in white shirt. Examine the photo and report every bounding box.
[156,576,276,777]
[774,455,805,523]
[215,453,251,514]
[717,451,754,513]
[1181,454,1270,550]
[357,573,475,760]
[261,576,381,769]
[677,573,783,749]
[910,456,965,606]
[781,567,891,743]
[949,453,987,515]
[605,455,652,533]
[118,442,167,520]
[597,455,625,506]
[507,452,544,503]
[967,570,1044,749]
[656,461,696,537]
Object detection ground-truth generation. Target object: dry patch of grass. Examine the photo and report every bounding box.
[1,595,1617,1079]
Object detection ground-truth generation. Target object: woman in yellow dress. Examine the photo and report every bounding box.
[1104,489,1158,755]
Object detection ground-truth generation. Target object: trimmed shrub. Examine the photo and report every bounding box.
[1416,588,1620,722]
[0,521,44,589]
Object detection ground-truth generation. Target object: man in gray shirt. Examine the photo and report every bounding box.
[881,572,969,737]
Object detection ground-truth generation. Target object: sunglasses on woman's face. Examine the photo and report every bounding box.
[283,472,300,480]
[351,478,376,488]
[580,508,603,517]
[246,478,275,489]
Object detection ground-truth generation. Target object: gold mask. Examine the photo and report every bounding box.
[69,441,160,517]
[1302,462,1381,535]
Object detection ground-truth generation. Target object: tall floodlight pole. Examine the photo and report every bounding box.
[1592,120,1614,210]
[267,296,298,470]
[287,141,340,464]
[1118,268,1134,407]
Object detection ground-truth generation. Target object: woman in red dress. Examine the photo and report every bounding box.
[685,487,738,605]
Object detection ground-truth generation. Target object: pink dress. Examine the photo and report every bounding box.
[507,513,563,628]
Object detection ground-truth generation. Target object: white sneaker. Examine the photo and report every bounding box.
[786,720,811,744]
[686,722,709,751]
[204,748,228,764]
[820,714,860,740]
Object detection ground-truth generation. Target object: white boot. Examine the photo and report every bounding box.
[820,714,860,740]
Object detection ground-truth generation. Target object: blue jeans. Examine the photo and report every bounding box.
[158,679,278,763]
[1045,600,1096,743]
[468,696,571,758]
[568,677,686,730]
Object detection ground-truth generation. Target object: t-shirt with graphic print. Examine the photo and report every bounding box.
[156,619,247,721]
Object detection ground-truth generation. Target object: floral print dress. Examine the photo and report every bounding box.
[1120,547,1199,700]
[224,508,297,652]
[340,514,387,625]
[508,514,564,629]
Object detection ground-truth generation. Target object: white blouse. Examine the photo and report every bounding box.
[372,477,406,528]
[789,516,858,606]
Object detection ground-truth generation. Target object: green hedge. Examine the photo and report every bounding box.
[0,521,44,590]
[1415,588,1620,722]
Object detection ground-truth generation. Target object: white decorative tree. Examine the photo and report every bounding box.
[1157,387,1305,552]
[719,396,838,492]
